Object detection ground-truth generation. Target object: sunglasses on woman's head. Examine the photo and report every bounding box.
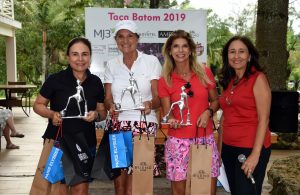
[184,82,194,97]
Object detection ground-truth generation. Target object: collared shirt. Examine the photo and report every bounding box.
[158,67,216,138]
[40,65,104,147]
[104,50,161,123]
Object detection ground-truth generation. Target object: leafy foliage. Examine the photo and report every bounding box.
[0,0,298,91]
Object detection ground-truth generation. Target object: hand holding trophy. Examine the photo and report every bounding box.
[161,83,192,126]
[60,80,88,119]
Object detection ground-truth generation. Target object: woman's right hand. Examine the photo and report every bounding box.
[51,111,62,126]
[109,103,119,120]
[168,118,181,129]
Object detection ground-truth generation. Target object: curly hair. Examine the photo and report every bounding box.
[219,35,263,90]
[161,30,211,86]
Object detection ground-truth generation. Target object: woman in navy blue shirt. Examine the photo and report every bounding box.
[33,37,106,194]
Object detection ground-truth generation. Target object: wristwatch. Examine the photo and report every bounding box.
[207,107,214,118]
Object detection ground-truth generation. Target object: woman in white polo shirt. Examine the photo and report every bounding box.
[104,20,162,195]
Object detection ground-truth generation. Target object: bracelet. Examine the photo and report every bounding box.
[217,126,223,133]
[95,111,100,121]
[207,107,213,118]
[149,100,153,109]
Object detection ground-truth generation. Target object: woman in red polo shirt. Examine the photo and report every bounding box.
[219,36,271,195]
[158,30,220,195]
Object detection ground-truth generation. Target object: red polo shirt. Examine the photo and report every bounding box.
[158,67,216,138]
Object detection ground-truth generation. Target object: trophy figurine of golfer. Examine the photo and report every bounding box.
[60,80,88,119]
[161,84,192,126]
[115,72,145,112]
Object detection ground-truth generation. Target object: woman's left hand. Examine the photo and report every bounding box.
[143,101,152,115]
[83,111,98,122]
[196,109,210,128]
[241,153,259,178]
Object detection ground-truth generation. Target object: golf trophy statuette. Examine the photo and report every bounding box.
[115,72,145,112]
[161,84,192,126]
[60,80,88,119]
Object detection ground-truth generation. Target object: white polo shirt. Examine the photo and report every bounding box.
[104,51,162,123]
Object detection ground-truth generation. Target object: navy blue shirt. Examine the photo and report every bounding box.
[40,65,104,147]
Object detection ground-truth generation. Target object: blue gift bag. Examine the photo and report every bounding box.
[122,131,133,166]
[109,131,132,169]
[42,146,64,184]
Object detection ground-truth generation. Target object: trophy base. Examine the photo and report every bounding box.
[61,115,85,119]
[115,106,145,112]
[160,122,192,126]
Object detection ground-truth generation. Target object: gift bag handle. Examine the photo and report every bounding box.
[55,122,63,141]
[195,126,207,149]
[138,110,150,140]
[107,114,121,132]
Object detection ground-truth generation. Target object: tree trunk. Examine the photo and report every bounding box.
[256,0,289,90]
[150,0,159,8]
[42,31,47,83]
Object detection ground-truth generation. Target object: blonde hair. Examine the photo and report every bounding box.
[162,30,211,86]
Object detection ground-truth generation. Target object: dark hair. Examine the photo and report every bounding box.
[219,35,263,90]
[66,37,92,56]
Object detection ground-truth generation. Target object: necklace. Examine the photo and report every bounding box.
[176,70,190,77]
[233,77,242,86]
[179,72,188,77]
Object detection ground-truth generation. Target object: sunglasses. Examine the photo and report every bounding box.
[184,82,194,97]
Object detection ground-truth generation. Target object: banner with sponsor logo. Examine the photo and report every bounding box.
[85,8,207,80]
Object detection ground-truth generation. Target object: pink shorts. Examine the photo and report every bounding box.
[165,134,220,181]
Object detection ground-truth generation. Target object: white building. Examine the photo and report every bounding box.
[0,0,21,82]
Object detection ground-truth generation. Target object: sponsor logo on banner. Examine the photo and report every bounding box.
[108,44,120,56]
[94,28,113,40]
[158,31,173,38]
[85,8,207,80]
[139,31,157,39]
[189,30,199,38]
[92,45,106,55]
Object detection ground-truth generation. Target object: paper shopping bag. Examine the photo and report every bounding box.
[30,139,61,195]
[42,146,64,184]
[91,131,121,180]
[185,148,192,195]
[132,135,155,195]
[109,132,130,168]
[186,144,212,195]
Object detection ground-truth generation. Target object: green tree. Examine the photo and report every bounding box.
[207,10,232,70]
[6,0,298,91]
[14,0,93,85]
